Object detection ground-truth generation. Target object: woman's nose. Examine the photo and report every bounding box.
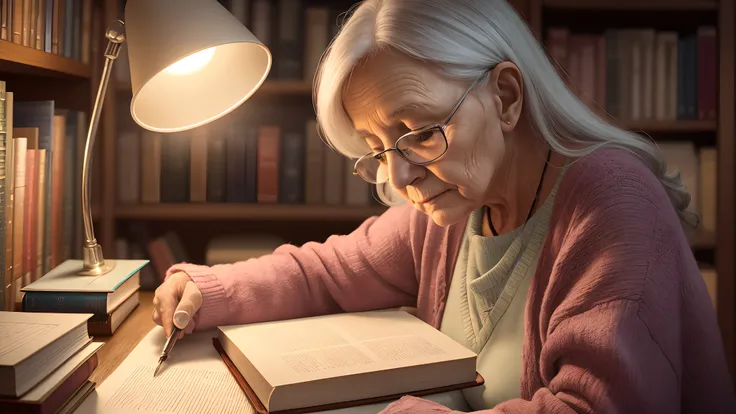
[387,151,423,189]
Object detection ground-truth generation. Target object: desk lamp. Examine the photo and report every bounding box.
[62,0,270,278]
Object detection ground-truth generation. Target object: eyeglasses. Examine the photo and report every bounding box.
[352,72,489,184]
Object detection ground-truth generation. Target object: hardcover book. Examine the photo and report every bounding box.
[216,310,482,413]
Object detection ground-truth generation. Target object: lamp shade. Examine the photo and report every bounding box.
[125,0,272,132]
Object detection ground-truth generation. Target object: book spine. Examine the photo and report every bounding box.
[697,27,717,121]
[278,129,305,203]
[226,125,248,202]
[22,290,109,313]
[22,149,35,286]
[243,126,258,203]
[604,30,619,120]
[276,0,302,79]
[160,132,190,203]
[206,132,226,202]
[686,34,698,120]
[304,119,324,204]
[50,114,65,268]
[0,81,5,312]
[189,128,208,203]
[11,137,26,306]
[256,126,280,203]
[139,131,161,204]
[62,112,77,262]
[63,0,72,58]
[3,92,12,311]
[676,36,688,119]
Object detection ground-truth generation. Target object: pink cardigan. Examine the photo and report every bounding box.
[167,149,736,413]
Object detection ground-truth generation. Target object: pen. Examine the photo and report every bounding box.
[154,310,190,377]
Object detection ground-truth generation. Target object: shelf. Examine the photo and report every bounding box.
[0,40,91,78]
[618,120,717,133]
[543,0,718,11]
[115,204,387,221]
[115,80,312,95]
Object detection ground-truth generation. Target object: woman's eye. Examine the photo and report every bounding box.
[412,130,436,143]
[375,152,388,164]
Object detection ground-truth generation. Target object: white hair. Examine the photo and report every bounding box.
[313,0,697,229]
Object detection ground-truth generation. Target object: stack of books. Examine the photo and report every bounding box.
[19,259,148,336]
[0,311,101,413]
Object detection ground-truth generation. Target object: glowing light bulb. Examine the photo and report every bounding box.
[165,47,216,75]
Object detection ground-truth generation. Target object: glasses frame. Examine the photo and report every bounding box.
[353,71,490,184]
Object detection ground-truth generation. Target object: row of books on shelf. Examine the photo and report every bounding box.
[0,81,93,312]
[659,142,716,235]
[0,0,92,63]
[546,26,717,122]
[115,0,341,85]
[116,119,381,207]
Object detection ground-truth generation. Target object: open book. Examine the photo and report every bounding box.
[217,310,481,413]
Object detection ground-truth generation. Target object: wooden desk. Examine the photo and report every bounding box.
[89,291,155,384]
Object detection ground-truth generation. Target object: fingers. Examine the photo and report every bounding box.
[153,284,179,338]
[151,273,201,339]
[173,281,203,330]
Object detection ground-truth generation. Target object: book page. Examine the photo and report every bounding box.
[74,327,254,414]
[219,310,476,386]
[0,321,57,356]
[0,311,91,366]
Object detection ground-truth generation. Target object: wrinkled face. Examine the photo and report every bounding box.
[343,50,517,227]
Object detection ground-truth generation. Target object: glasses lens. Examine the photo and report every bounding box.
[396,127,447,163]
[355,156,388,184]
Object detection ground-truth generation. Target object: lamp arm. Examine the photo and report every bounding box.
[80,20,125,276]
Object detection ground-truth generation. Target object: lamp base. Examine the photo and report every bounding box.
[76,259,116,276]
[80,242,112,276]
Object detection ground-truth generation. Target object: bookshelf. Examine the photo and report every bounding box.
[98,0,736,377]
[0,39,91,78]
[542,0,718,11]
[0,0,104,312]
[115,204,387,221]
[529,0,736,379]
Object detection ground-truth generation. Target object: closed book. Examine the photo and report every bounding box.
[87,290,140,336]
[0,341,101,414]
[216,310,481,413]
[20,259,147,315]
[278,129,304,204]
[22,271,139,315]
[226,124,248,203]
[160,132,190,203]
[206,131,227,202]
[257,126,280,203]
[0,311,92,397]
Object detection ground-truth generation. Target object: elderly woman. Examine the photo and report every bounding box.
[153,0,735,412]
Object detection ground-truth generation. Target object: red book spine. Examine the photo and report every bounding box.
[0,353,98,414]
[257,126,281,204]
[697,27,717,120]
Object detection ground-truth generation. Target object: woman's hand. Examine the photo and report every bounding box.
[152,271,203,338]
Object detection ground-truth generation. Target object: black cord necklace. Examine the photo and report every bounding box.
[486,149,552,237]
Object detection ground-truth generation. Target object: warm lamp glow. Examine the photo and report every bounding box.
[165,47,216,75]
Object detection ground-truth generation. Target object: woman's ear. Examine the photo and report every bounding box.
[489,62,524,132]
